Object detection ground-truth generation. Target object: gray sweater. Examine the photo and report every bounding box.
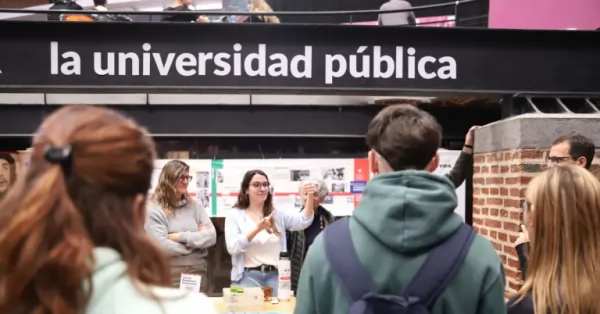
[145,199,217,266]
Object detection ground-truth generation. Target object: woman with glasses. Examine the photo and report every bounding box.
[145,160,217,292]
[508,165,600,314]
[225,169,315,296]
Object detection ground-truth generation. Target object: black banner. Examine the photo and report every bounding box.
[0,21,598,96]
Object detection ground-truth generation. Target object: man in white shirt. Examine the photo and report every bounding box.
[378,0,416,26]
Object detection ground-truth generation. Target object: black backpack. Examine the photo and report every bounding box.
[324,217,475,314]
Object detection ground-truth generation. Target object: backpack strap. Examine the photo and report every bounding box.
[402,224,476,307]
[324,217,375,302]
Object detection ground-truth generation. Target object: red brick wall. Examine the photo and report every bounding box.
[472,149,546,295]
[473,149,600,295]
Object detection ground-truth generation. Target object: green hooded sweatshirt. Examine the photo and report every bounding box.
[294,171,506,314]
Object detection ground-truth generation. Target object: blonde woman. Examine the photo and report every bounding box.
[246,0,280,23]
[145,160,217,292]
[508,165,600,314]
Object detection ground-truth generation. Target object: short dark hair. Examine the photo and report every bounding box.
[366,104,442,171]
[94,0,107,6]
[0,153,15,166]
[553,134,596,169]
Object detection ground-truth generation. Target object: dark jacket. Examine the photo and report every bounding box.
[516,242,529,279]
[161,5,199,22]
[507,294,534,314]
[91,7,133,22]
[445,151,473,188]
[287,206,334,292]
[47,0,83,21]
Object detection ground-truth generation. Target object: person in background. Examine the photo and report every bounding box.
[378,0,416,26]
[286,177,334,293]
[91,0,133,21]
[161,0,210,22]
[547,134,595,169]
[225,169,314,297]
[245,0,280,23]
[0,153,16,201]
[445,125,479,188]
[295,104,506,314]
[145,160,217,292]
[47,0,82,21]
[508,165,600,314]
[0,105,215,314]
[514,133,596,280]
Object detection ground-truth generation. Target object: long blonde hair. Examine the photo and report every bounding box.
[151,160,192,216]
[515,165,600,314]
[249,0,280,23]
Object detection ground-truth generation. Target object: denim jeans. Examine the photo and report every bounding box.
[232,269,279,297]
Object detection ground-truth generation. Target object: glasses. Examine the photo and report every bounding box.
[179,175,193,183]
[545,156,572,164]
[250,182,270,189]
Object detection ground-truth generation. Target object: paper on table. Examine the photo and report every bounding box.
[179,273,202,293]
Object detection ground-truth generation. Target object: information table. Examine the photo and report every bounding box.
[212,297,296,313]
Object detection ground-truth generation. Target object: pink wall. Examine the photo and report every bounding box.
[489,0,600,30]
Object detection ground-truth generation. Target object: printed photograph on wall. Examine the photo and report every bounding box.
[197,189,210,209]
[290,169,310,181]
[293,195,302,208]
[196,171,209,189]
[331,182,346,193]
[0,152,19,201]
[322,168,345,180]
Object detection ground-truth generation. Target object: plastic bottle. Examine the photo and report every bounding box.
[277,251,292,301]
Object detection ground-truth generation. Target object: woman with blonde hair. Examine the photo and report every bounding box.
[508,165,600,314]
[0,106,215,314]
[246,0,280,23]
[145,160,216,292]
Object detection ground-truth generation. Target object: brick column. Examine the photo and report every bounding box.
[472,114,600,295]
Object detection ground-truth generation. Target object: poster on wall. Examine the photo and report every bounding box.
[211,158,370,217]
[434,150,466,222]
[0,151,21,201]
[149,150,466,221]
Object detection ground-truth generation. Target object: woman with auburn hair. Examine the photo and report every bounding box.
[0,106,216,314]
[225,169,315,297]
[145,160,216,292]
[508,165,600,314]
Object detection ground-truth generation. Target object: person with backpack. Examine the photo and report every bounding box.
[294,104,506,314]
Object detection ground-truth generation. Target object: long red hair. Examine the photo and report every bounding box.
[0,105,171,314]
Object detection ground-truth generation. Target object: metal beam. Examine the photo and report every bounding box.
[0,93,432,106]
[0,104,500,137]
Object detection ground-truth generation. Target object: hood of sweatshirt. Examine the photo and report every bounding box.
[353,170,462,254]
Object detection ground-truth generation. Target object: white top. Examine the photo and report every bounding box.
[243,214,281,268]
[224,208,313,281]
